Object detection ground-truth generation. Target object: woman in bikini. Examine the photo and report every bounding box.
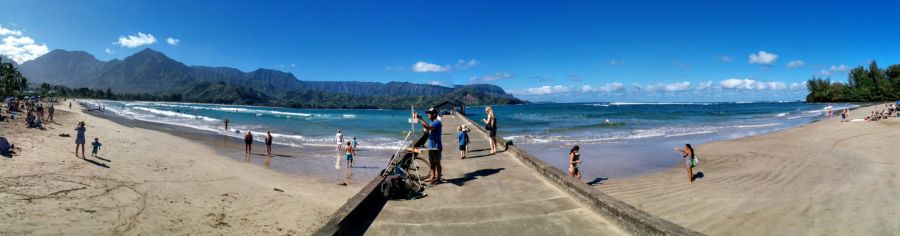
[569,145,582,180]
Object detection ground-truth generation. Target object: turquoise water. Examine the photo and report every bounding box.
[90,100,857,179]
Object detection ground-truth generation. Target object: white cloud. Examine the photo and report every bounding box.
[470,72,511,82]
[0,25,22,36]
[818,64,850,76]
[790,81,807,91]
[117,32,157,48]
[166,37,179,46]
[579,83,625,93]
[642,81,691,92]
[517,85,571,95]
[748,51,778,65]
[765,81,787,90]
[428,81,444,86]
[104,48,115,54]
[0,34,49,64]
[719,78,758,90]
[2,36,33,45]
[456,59,479,69]
[718,78,786,90]
[697,81,714,90]
[786,60,805,68]
[719,55,734,62]
[411,61,450,72]
[608,59,625,66]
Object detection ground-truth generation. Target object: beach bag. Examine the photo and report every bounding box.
[691,157,699,168]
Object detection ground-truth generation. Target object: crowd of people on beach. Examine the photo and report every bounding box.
[2,97,57,129]
[864,103,898,122]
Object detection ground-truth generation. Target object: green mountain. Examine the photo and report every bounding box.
[18,48,525,108]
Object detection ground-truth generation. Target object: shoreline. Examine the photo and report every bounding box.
[83,106,393,184]
[597,103,900,235]
[0,101,361,234]
[512,103,863,181]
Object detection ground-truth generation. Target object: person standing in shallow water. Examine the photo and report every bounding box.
[569,145,582,180]
[676,143,696,184]
[244,131,253,155]
[265,130,273,156]
[224,119,230,132]
[74,121,86,158]
[335,130,344,151]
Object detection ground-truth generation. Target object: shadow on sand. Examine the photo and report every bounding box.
[692,172,705,181]
[83,158,110,168]
[587,177,608,186]
[445,168,504,186]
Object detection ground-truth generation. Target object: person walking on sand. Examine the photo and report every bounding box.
[47,105,55,122]
[569,145,582,180]
[345,141,356,168]
[457,126,468,159]
[481,106,498,154]
[244,131,253,155]
[74,122,86,158]
[676,144,697,184]
[335,130,344,151]
[416,108,443,185]
[91,138,102,157]
[265,130,273,156]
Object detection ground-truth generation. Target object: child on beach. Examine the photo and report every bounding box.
[351,137,358,150]
[569,145,582,180]
[91,138,102,157]
[345,141,355,168]
[457,126,467,159]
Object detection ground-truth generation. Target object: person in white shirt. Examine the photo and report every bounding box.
[335,130,344,151]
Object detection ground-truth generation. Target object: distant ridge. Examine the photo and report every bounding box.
[18,48,525,108]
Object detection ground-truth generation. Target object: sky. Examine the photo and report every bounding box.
[1,0,899,102]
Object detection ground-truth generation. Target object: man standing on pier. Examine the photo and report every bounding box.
[416,108,443,185]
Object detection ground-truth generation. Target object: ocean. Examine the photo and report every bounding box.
[89,100,858,182]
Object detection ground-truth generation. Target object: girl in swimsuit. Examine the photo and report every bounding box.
[569,145,582,180]
[676,144,696,184]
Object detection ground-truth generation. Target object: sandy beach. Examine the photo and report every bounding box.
[0,102,360,235]
[599,103,900,235]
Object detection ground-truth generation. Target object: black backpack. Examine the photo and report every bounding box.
[382,174,408,199]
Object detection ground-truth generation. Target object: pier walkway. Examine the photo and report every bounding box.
[315,114,700,236]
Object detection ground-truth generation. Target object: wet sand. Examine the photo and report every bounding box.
[598,103,900,235]
[0,101,361,234]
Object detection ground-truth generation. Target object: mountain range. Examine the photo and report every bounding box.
[17,48,524,108]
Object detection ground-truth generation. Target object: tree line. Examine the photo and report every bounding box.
[807,61,900,102]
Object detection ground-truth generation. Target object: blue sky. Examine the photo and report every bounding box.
[1,0,899,102]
